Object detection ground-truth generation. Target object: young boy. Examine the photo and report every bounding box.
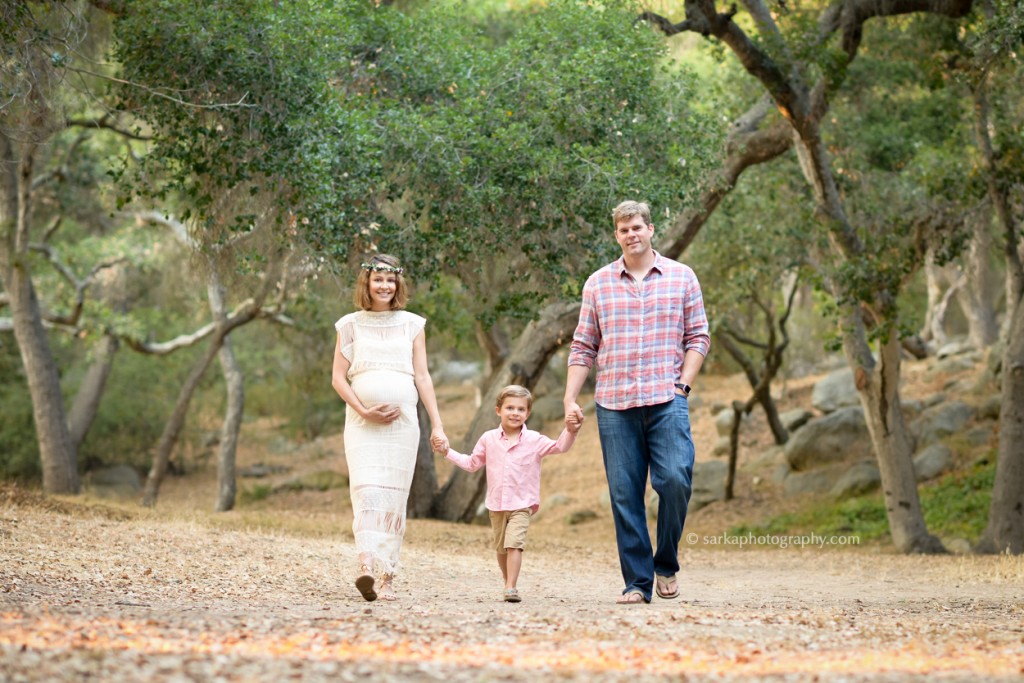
[432,385,580,602]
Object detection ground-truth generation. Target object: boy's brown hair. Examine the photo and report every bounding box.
[353,253,409,311]
[496,384,533,410]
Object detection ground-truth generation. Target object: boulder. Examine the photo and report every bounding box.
[783,467,841,497]
[830,461,881,498]
[751,445,785,468]
[565,509,598,525]
[913,443,953,482]
[780,409,814,433]
[784,407,872,471]
[690,460,728,512]
[714,410,739,437]
[433,360,483,384]
[911,400,974,448]
[648,460,728,516]
[935,337,974,359]
[925,354,978,379]
[811,368,860,414]
[978,395,1001,420]
[85,465,141,500]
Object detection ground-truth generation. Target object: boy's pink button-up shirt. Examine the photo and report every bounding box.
[444,425,577,513]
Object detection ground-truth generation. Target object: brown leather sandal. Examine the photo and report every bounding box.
[355,565,377,602]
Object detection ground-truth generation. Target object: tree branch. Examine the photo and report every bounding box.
[658,110,792,256]
[820,0,974,59]
[640,5,809,123]
[66,66,254,111]
[27,242,127,327]
[66,115,152,141]
[31,131,91,191]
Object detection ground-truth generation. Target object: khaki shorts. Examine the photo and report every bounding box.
[489,508,532,554]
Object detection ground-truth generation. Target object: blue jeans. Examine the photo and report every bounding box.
[596,395,694,601]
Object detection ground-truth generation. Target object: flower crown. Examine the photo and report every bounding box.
[361,261,404,274]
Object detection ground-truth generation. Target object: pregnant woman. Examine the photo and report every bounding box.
[332,254,448,601]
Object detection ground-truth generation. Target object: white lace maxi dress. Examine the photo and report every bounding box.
[335,309,425,576]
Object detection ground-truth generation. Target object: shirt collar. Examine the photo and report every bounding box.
[499,425,531,443]
[615,250,665,278]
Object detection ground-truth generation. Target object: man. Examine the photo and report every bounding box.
[564,200,710,604]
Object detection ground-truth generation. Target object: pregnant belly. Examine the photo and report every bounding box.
[351,372,417,406]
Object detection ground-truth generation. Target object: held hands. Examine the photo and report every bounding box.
[362,403,402,425]
[430,427,449,454]
[564,402,585,434]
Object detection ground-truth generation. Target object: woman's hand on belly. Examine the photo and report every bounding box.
[362,403,402,425]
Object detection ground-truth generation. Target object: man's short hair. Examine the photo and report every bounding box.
[612,200,652,228]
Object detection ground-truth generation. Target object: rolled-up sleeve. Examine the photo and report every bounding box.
[568,278,600,368]
[681,270,710,357]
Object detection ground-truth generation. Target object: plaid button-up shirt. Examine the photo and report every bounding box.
[568,251,710,411]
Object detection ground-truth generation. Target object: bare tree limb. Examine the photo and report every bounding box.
[26,242,126,327]
[658,114,793,256]
[66,114,152,141]
[66,66,254,110]
[30,131,91,191]
[119,298,283,355]
[41,215,63,243]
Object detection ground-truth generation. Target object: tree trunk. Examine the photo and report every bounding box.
[407,401,438,519]
[67,333,119,450]
[755,386,788,446]
[431,300,581,522]
[8,265,80,493]
[976,294,1024,553]
[973,78,1024,554]
[920,252,952,347]
[0,137,79,494]
[141,300,263,507]
[475,320,509,388]
[142,334,225,507]
[957,214,999,349]
[213,332,244,512]
[208,280,244,513]
[793,128,942,553]
[726,401,744,501]
[845,325,945,553]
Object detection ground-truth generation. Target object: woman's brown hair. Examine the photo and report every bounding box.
[353,254,409,311]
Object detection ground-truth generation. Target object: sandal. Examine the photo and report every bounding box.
[656,574,679,599]
[378,574,397,602]
[503,588,521,603]
[616,589,646,605]
[355,566,377,602]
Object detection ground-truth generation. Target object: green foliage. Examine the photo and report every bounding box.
[729,496,890,542]
[113,0,378,253]
[729,457,996,545]
[921,455,996,539]
[336,0,723,320]
[0,346,39,481]
[75,343,193,471]
[239,483,272,504]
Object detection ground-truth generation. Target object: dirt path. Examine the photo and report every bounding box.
[2,495,1022,682]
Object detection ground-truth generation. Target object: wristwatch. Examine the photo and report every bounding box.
[674,382,691,396]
